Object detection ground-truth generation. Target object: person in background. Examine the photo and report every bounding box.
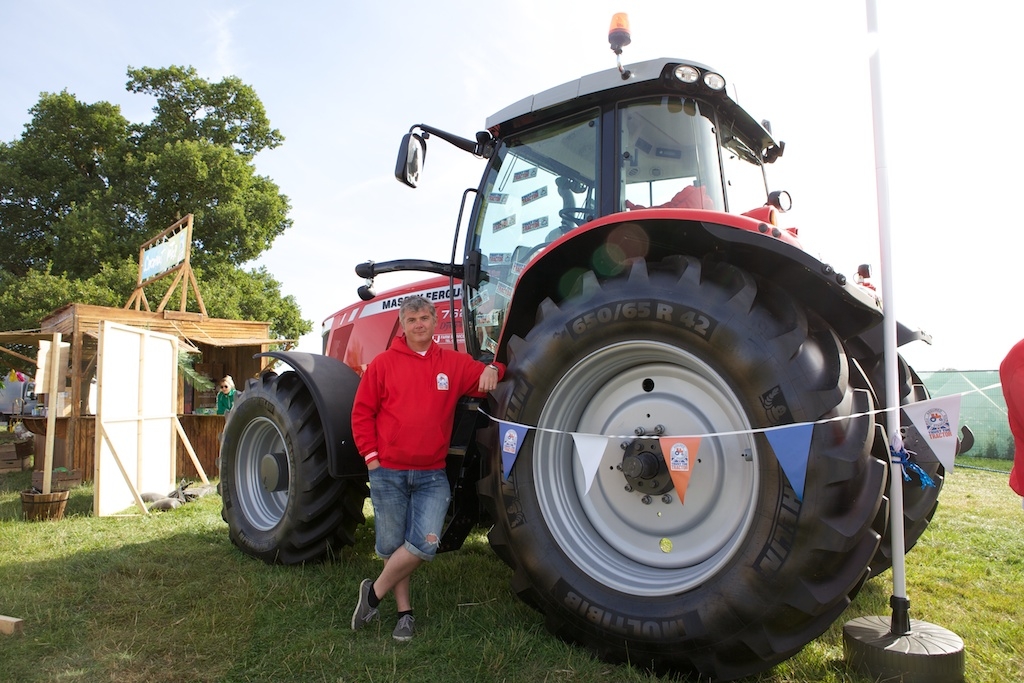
[999,340,1024,509]
[216,375,238,415]
[349,295,505,642]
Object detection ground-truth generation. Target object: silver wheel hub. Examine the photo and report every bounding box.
[234,416,290,532]
[533,341,759,596]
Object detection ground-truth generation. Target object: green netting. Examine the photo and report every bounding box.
[918,370,1012,460]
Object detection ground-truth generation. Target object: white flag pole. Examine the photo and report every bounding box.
[864,0,910,632]
[843,2,964,678]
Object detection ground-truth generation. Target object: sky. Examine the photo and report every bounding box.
[1,0,1020,372]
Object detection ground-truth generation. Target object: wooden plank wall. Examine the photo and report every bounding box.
[194,344,266,386]
[72,417,95,475]
[178,415,224,479]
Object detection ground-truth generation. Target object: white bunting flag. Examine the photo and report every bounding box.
[902,394,962,472]
[571,433,610,496]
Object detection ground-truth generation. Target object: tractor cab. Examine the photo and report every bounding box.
[457,57,789,357]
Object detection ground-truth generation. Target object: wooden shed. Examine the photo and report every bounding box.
[1,304,284,482]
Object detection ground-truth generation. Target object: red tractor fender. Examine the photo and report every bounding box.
[498,210,882,363]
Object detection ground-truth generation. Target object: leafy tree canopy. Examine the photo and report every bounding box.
[0,65,310,367]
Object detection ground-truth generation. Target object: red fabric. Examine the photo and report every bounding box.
[999,339,1024,496]
[626,184,714,211]
[351,335,505,470]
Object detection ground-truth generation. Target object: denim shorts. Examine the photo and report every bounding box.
[367,467,451,562]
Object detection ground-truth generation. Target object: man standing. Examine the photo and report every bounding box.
[350,295,504,641]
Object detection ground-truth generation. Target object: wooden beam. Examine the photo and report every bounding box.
[186,266,208,317]
[0,615,24,635]
[0,345,35,364]
[155,268,186,314]
[162,311,204,322]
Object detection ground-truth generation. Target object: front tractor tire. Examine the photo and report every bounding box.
[479,257,886,681]
[220,370,367,564]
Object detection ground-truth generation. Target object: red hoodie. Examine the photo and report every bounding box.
[1000,339,1024,496]
[351,335,505,470]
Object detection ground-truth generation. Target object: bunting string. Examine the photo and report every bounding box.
[482,382,999,498]
[478,383,1001,442]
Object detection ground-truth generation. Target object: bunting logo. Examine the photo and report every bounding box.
[502,428,519,454]
[436,373,449,391]
[924,408,952,439]
[669,443,690,471]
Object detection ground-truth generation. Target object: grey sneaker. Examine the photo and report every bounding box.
[351,579,379,630]
[393,613,415,642]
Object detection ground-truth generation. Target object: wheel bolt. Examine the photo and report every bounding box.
[634,426,646,436]
[624,484,633,492]
[662,494,672,504]
[641,495,652,505]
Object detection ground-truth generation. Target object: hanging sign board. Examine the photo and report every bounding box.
[140,227,189,282]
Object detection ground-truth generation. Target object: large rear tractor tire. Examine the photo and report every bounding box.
[220,370,368,564]
[479,257,886,681]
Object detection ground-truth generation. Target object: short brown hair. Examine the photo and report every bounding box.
[398,295,436,320]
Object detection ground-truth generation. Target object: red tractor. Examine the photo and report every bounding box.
[219,22,946,680]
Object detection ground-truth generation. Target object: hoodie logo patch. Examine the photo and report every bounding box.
[436,373,450,391]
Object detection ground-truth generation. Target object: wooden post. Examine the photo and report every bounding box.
[42,333,62,495]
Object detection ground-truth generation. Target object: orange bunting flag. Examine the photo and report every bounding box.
[658,437,701,504]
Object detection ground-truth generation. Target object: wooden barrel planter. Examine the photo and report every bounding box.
[21,490,70,521]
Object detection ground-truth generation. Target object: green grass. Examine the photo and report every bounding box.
[1,459,1021,683]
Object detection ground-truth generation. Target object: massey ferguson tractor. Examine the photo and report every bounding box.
[219,19,947,680]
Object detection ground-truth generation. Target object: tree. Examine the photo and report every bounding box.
[126,65,282,159]
[0,91,130,278]
[0,66,310,361]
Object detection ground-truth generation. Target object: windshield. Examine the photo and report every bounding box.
[466,110,600,355]
[620,97,725,211]
[619,97,766,214]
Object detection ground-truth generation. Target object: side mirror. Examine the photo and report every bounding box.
[767,190,792,213]
[395,133,427,188]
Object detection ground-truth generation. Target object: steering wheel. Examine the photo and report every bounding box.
[559,208,592,227]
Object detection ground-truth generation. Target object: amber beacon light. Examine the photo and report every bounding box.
[608,13,632,78]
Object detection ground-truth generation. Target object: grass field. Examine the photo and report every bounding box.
[1,454,1021,683]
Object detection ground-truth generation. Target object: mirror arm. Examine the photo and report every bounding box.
[356,259,463,280]
[355,259,465,301]
[413,124,492,157]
